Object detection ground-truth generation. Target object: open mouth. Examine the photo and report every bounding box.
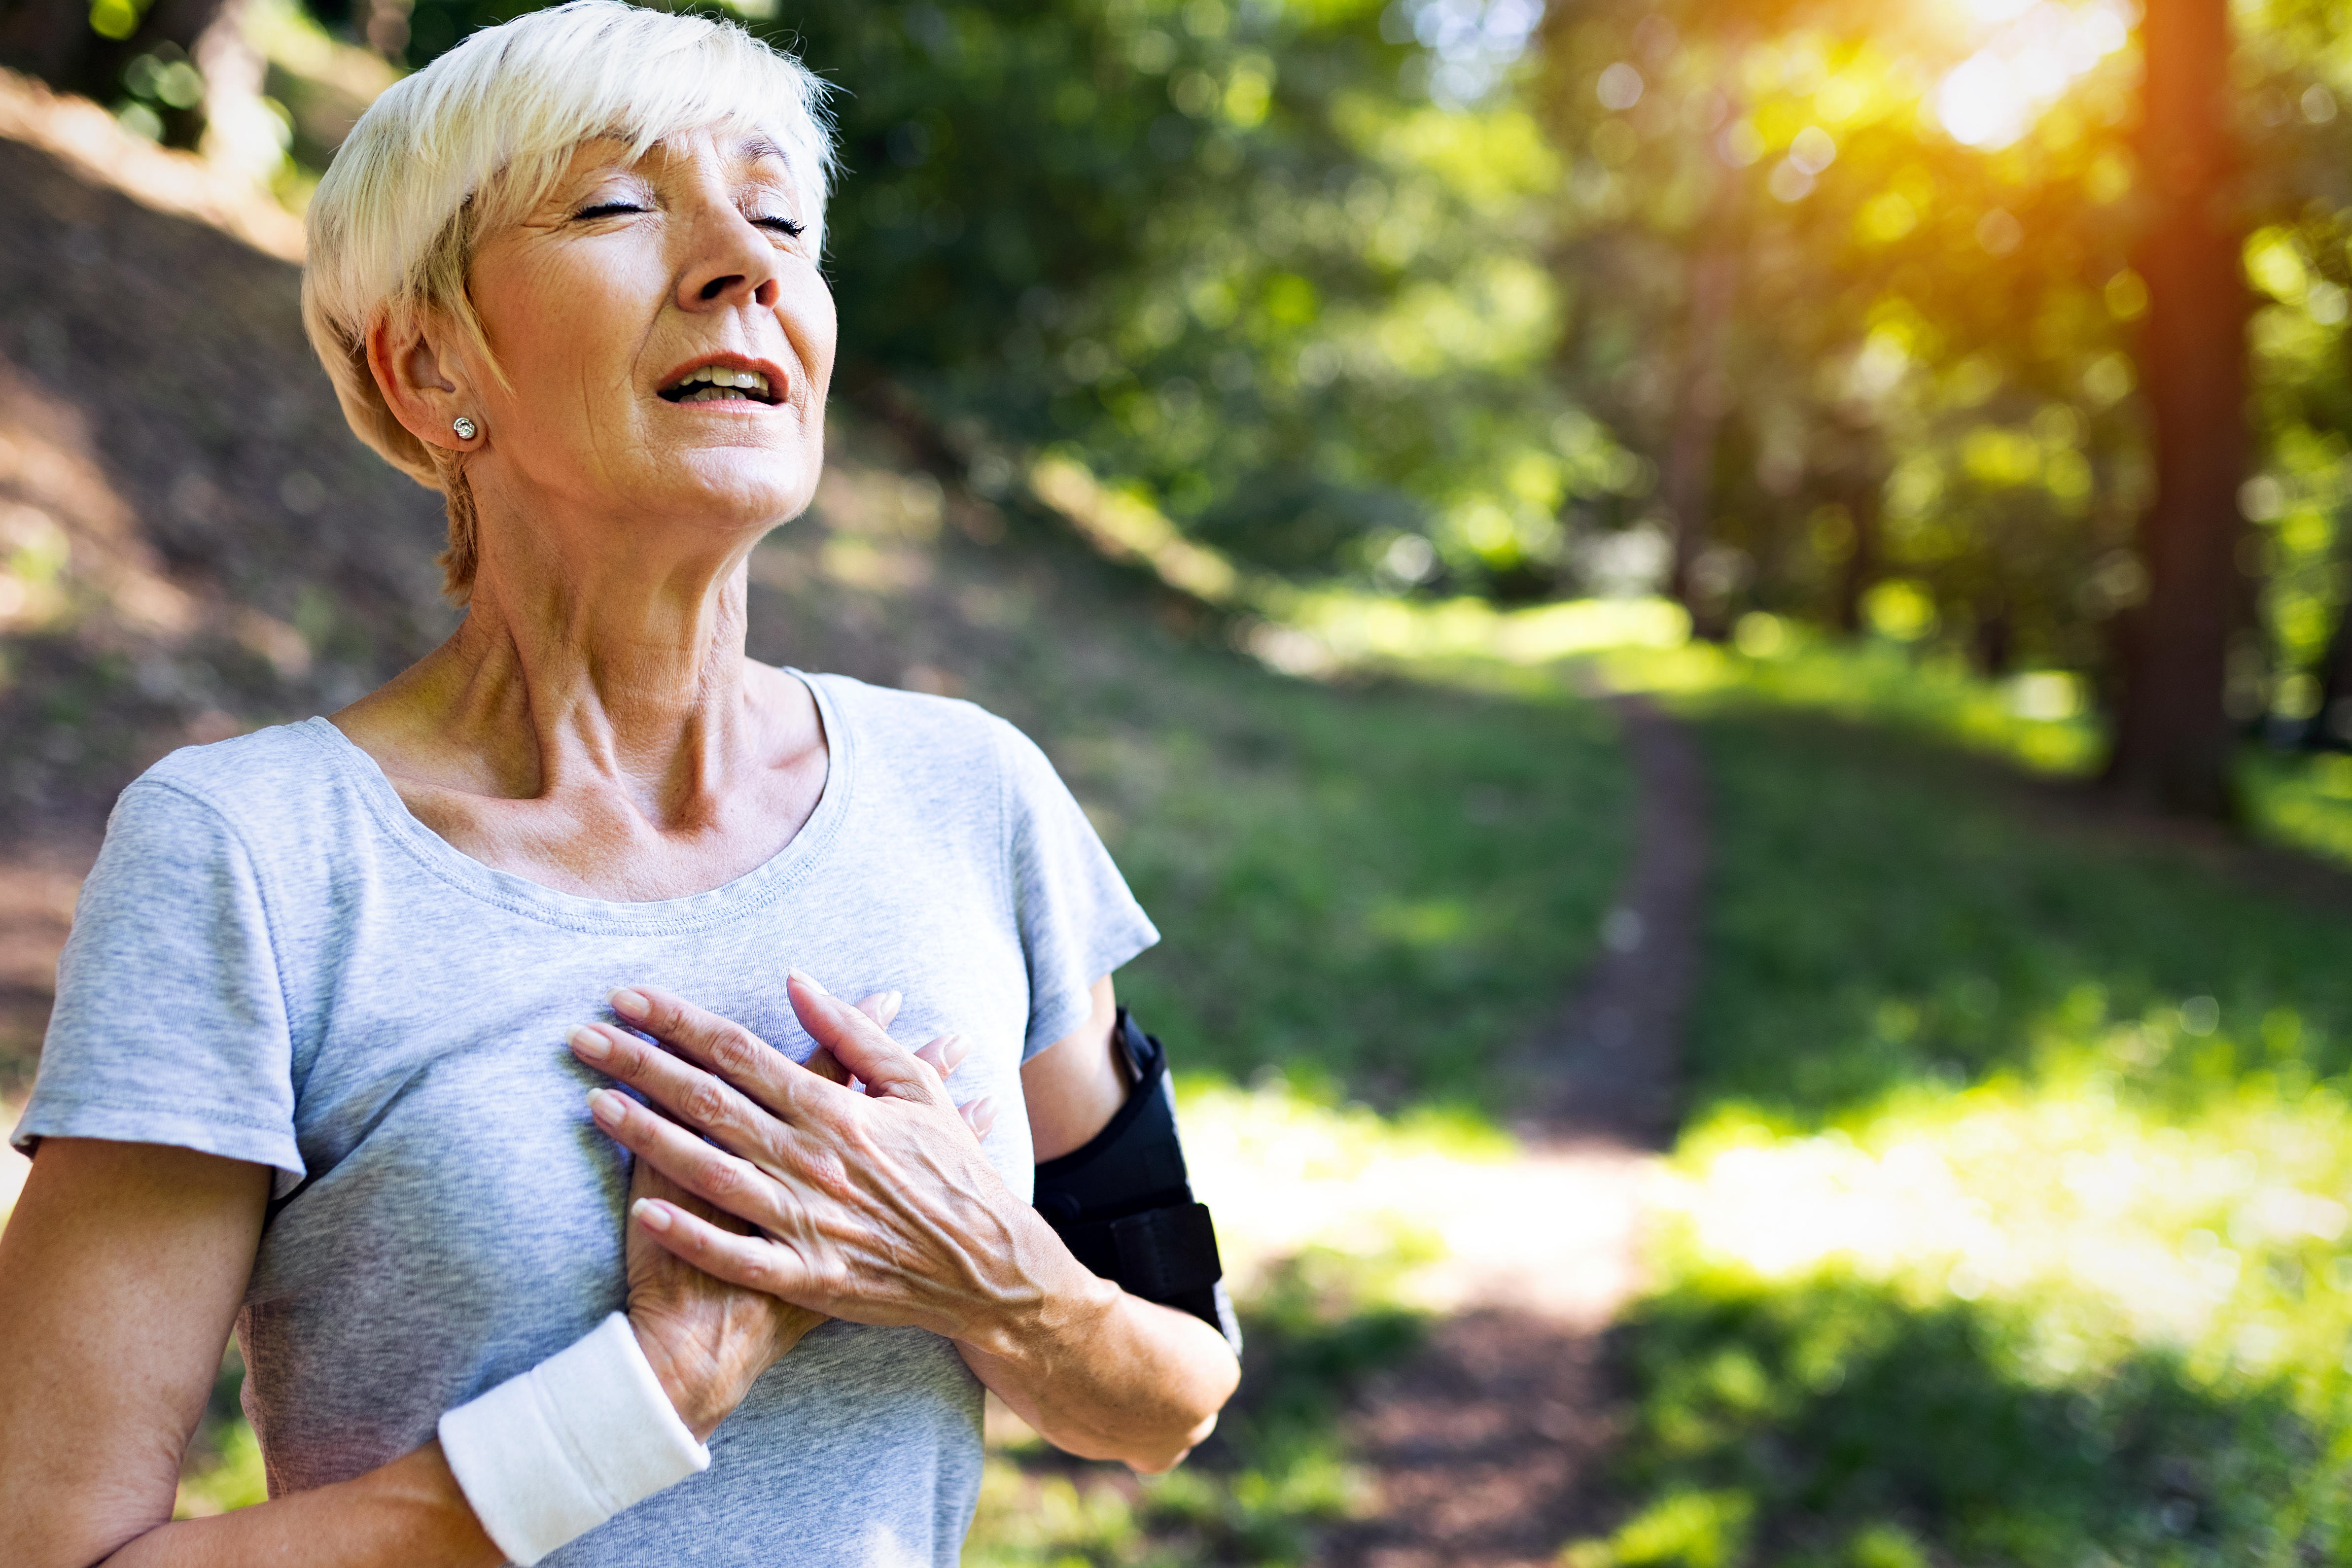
[658,364,781,406]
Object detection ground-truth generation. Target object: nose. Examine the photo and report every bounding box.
[675,210,782,314]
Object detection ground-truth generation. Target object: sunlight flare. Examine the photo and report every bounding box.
[1934,0,2131,148]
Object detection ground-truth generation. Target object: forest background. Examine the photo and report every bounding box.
[26,0,2352,819]
[11,0,2352,1563]
[15,0,2352,813]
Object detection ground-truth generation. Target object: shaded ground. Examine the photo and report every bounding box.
[1329,1313,1619,1568]
[1315,697,1708,1568]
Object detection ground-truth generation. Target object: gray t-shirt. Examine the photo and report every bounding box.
[13,670,1159,1567]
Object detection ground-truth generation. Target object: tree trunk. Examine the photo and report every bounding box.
[2310,591,2352,750]
[2102,0,2248,817]
[1832,475,1880,635]
[1662,244,1738,640]
[0,0,235,123]
[0,0,95,87]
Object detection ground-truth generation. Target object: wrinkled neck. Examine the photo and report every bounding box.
[439,505,766,816]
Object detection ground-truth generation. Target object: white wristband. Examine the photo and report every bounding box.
[437,1313,711,1566]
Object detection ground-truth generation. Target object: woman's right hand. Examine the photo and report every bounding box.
[623,1157,827,1442]
[599,989,911,1441]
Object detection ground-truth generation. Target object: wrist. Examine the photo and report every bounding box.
[628,1315,737,1443]
[438,1314,710,1565]
[968,1208,1123,1363]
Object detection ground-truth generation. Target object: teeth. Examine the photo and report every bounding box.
[667,365,772,399]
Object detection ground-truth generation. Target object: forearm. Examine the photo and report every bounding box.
[95,1444,500,1568]
[30,1316,783,1568]
[955,1253,1240,1473]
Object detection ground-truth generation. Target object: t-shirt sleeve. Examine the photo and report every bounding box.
[11,778,304,1191]
[994,722,1161,1060]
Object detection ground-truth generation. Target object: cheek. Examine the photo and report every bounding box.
[780,272,839,385]
[475,251,656,434]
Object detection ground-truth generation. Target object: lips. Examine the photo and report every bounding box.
[657,357,783,406]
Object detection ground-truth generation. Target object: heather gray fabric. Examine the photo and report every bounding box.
[13,670,1158,1568]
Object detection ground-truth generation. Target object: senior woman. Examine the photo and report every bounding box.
[0,4,1240,1564]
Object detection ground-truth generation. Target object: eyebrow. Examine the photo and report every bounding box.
[737,136,788,167]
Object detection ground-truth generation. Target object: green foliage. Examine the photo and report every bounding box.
[74,0,2352,722]
[1565,647,2352,1567]
[372,0,1593,592]
[1533,0,2155,650]
[1679,701,2352,1128]
[172,1345,268,1519]
[1580,1275,2329,1567]
[2243,747,2352,868]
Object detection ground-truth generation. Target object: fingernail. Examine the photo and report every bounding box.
[787,968,831,996]
[567,1025,611,1062]
[610,988,650,1019]
[942,1035,969,1069]
[587,1088,625,1127]
[632,1198,672,1232]
[884,990,904,1014]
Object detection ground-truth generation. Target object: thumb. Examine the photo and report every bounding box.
[788,971,950,1108]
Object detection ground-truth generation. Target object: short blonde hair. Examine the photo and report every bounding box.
[300,0,835,598]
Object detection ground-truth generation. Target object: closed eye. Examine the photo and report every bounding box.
[754,215,806,238]
[575,201,647,221]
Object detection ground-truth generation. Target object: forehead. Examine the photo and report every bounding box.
[556,132,797,185]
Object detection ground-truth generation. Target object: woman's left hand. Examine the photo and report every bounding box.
[605,985,897,1439]
[567,973,1070,1357]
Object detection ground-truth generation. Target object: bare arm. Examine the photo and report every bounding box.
[960,977,1238,1470]
[1020,977,1131,1163]
[0,1138,499,1568]
[574,976,1240,1478]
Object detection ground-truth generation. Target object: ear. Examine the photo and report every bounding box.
[367,314,478,453]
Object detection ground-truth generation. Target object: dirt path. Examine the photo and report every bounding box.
[1315,695,1709,1568]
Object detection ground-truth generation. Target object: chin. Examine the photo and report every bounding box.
[655,453,819,531]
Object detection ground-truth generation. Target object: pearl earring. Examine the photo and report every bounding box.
[452,416,478,441]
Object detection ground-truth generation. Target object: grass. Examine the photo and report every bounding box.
[2243,747,2352,871]
[1063,668,1626,1112]
[969,1239,1431,1568]
[1561,628,2352,1568]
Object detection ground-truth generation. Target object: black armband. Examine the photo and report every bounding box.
[1032,1009,1241,1355]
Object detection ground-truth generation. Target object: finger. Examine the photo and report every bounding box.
[855,991,904,1031]
[959,1095,997,1140]
[609,984,842,1123]
[802,1046,851,1087]
[630,1154,756,1236]
[912,1034,970,1080]
[572,1023,794,1167]
[631,1198,832,1306]
[589,1085,802,1233]
[787,971,951,1110]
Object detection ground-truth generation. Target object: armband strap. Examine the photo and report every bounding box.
[437,1313,710,1565]
[1033,1009,1241,1355]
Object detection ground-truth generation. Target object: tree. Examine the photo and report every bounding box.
[0,0,236,137]
[2101,0,2249,816]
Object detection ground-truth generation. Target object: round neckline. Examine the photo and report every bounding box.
[295,666,854,935]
